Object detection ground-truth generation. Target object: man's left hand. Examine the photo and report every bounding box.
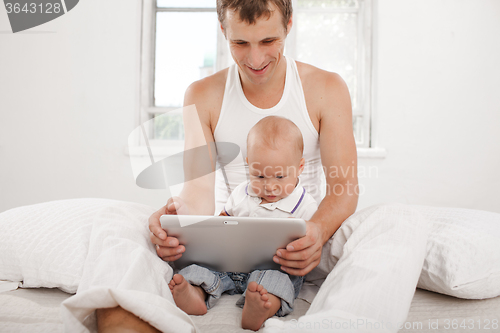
[273,221,323,276]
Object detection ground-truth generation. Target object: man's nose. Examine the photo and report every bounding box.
[248,45,265,69]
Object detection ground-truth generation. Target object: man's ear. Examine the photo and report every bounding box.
[286,14,293,35]
[220,23,226,38]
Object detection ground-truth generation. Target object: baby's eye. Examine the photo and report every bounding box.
[276,176,284,179]
[258,176,265,179]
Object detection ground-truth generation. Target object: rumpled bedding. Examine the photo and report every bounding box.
[62,203,430,333]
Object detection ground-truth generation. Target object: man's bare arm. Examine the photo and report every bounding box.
[312,72,358,243]
[274,71,358,276]
[149,73,226,260]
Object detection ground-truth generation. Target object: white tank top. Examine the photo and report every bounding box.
[213,57,323,213]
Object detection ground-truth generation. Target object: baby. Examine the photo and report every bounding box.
[168,116,318,331]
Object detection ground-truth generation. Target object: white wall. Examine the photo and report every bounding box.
[358,0,500,213]
[1,0,499,214]
[0,0,170,212]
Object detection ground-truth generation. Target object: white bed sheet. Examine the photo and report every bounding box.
[2,288,499,333]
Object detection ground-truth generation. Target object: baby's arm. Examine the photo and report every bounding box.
[219,210,228,216]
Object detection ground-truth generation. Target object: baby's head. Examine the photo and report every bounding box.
[246,116,305,203]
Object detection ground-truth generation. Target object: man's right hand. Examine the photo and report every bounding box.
[149,197,187,262]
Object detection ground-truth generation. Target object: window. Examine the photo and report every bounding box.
[139,0,373,149]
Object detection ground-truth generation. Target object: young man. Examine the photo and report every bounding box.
[151,0,357,278]
[97,0,358,331]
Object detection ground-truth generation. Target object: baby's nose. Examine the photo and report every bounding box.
[265,181,279,192]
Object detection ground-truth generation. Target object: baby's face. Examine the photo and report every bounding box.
[247,146,304,204]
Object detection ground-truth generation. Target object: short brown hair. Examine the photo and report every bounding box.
[217,0,292,32]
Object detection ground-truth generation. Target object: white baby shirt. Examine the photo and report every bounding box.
[223,179,318,221]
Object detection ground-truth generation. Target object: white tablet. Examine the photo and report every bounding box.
[160,215,306,273]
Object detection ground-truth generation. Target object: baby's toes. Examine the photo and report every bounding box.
[256,284,264,292]
[259,287,268,296]
[247,281,258,292]
[264,300,272,309]
[261,293,269,302]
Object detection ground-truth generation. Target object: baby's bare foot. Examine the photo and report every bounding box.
[168,274,207,315]
[241,281,281,331]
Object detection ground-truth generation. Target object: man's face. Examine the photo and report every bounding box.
[222,6,291,86]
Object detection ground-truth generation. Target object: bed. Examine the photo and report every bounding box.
[1,199,499,332]
[1,286,499,332]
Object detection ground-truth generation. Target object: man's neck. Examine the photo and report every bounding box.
[239,58,287,109]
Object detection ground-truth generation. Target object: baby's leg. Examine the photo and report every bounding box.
[169,274,207,315]
[241,281,281,331]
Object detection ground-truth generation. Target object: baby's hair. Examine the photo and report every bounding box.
[247,116,303,157]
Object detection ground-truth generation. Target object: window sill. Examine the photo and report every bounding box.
[357,147,387,159]
[127,146,387,159]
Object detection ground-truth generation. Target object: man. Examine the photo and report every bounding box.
[97,0,357,331]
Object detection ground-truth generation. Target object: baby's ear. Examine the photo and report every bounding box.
[298,158,305,175]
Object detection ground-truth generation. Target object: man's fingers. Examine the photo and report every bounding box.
[148,205,168,240]
[286,229,317,251]
[166,201,179,213]
[274,248,321,268]
[156,244,185,258]
[277,242,320,261]
[150,232,179,247]
[152,227,166,241]
[158,252,183,262]
[280,259,321,277]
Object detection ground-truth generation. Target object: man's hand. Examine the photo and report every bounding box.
[272,221,323,276]
[149,197,188,262]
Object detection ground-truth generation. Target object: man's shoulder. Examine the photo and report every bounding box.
[184,68,229,109]
[296,61,347,93]
[296,60,351,121]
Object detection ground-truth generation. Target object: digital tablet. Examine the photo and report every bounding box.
[160,215,307,273]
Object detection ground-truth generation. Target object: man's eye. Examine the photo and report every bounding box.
[235,41,247,45]
[263,39,275,44]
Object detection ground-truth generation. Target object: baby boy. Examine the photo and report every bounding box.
[168,116,318,331]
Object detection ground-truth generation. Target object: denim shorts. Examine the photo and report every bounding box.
[178,264,305,317]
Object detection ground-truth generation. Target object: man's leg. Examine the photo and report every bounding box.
[264,204,430,333]
[96,307,161,333]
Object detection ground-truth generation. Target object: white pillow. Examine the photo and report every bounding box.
[308,204,500,299]
[415,205,500,299]
[0,198,156,293]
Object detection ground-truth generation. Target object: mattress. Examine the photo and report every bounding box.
[1,286,499,333]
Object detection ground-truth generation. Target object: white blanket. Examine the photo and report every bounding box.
[61,202,197,333]
[62,203,430,333]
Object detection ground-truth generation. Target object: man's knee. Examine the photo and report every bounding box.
[96,306,161,333]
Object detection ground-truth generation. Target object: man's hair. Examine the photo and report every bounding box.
[247,116,304,158]
[217,0,292,31]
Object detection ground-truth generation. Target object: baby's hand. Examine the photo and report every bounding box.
[149,197,187,262]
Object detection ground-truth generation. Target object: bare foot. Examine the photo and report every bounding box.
[241,281,281,331]
[168,274,207,315]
